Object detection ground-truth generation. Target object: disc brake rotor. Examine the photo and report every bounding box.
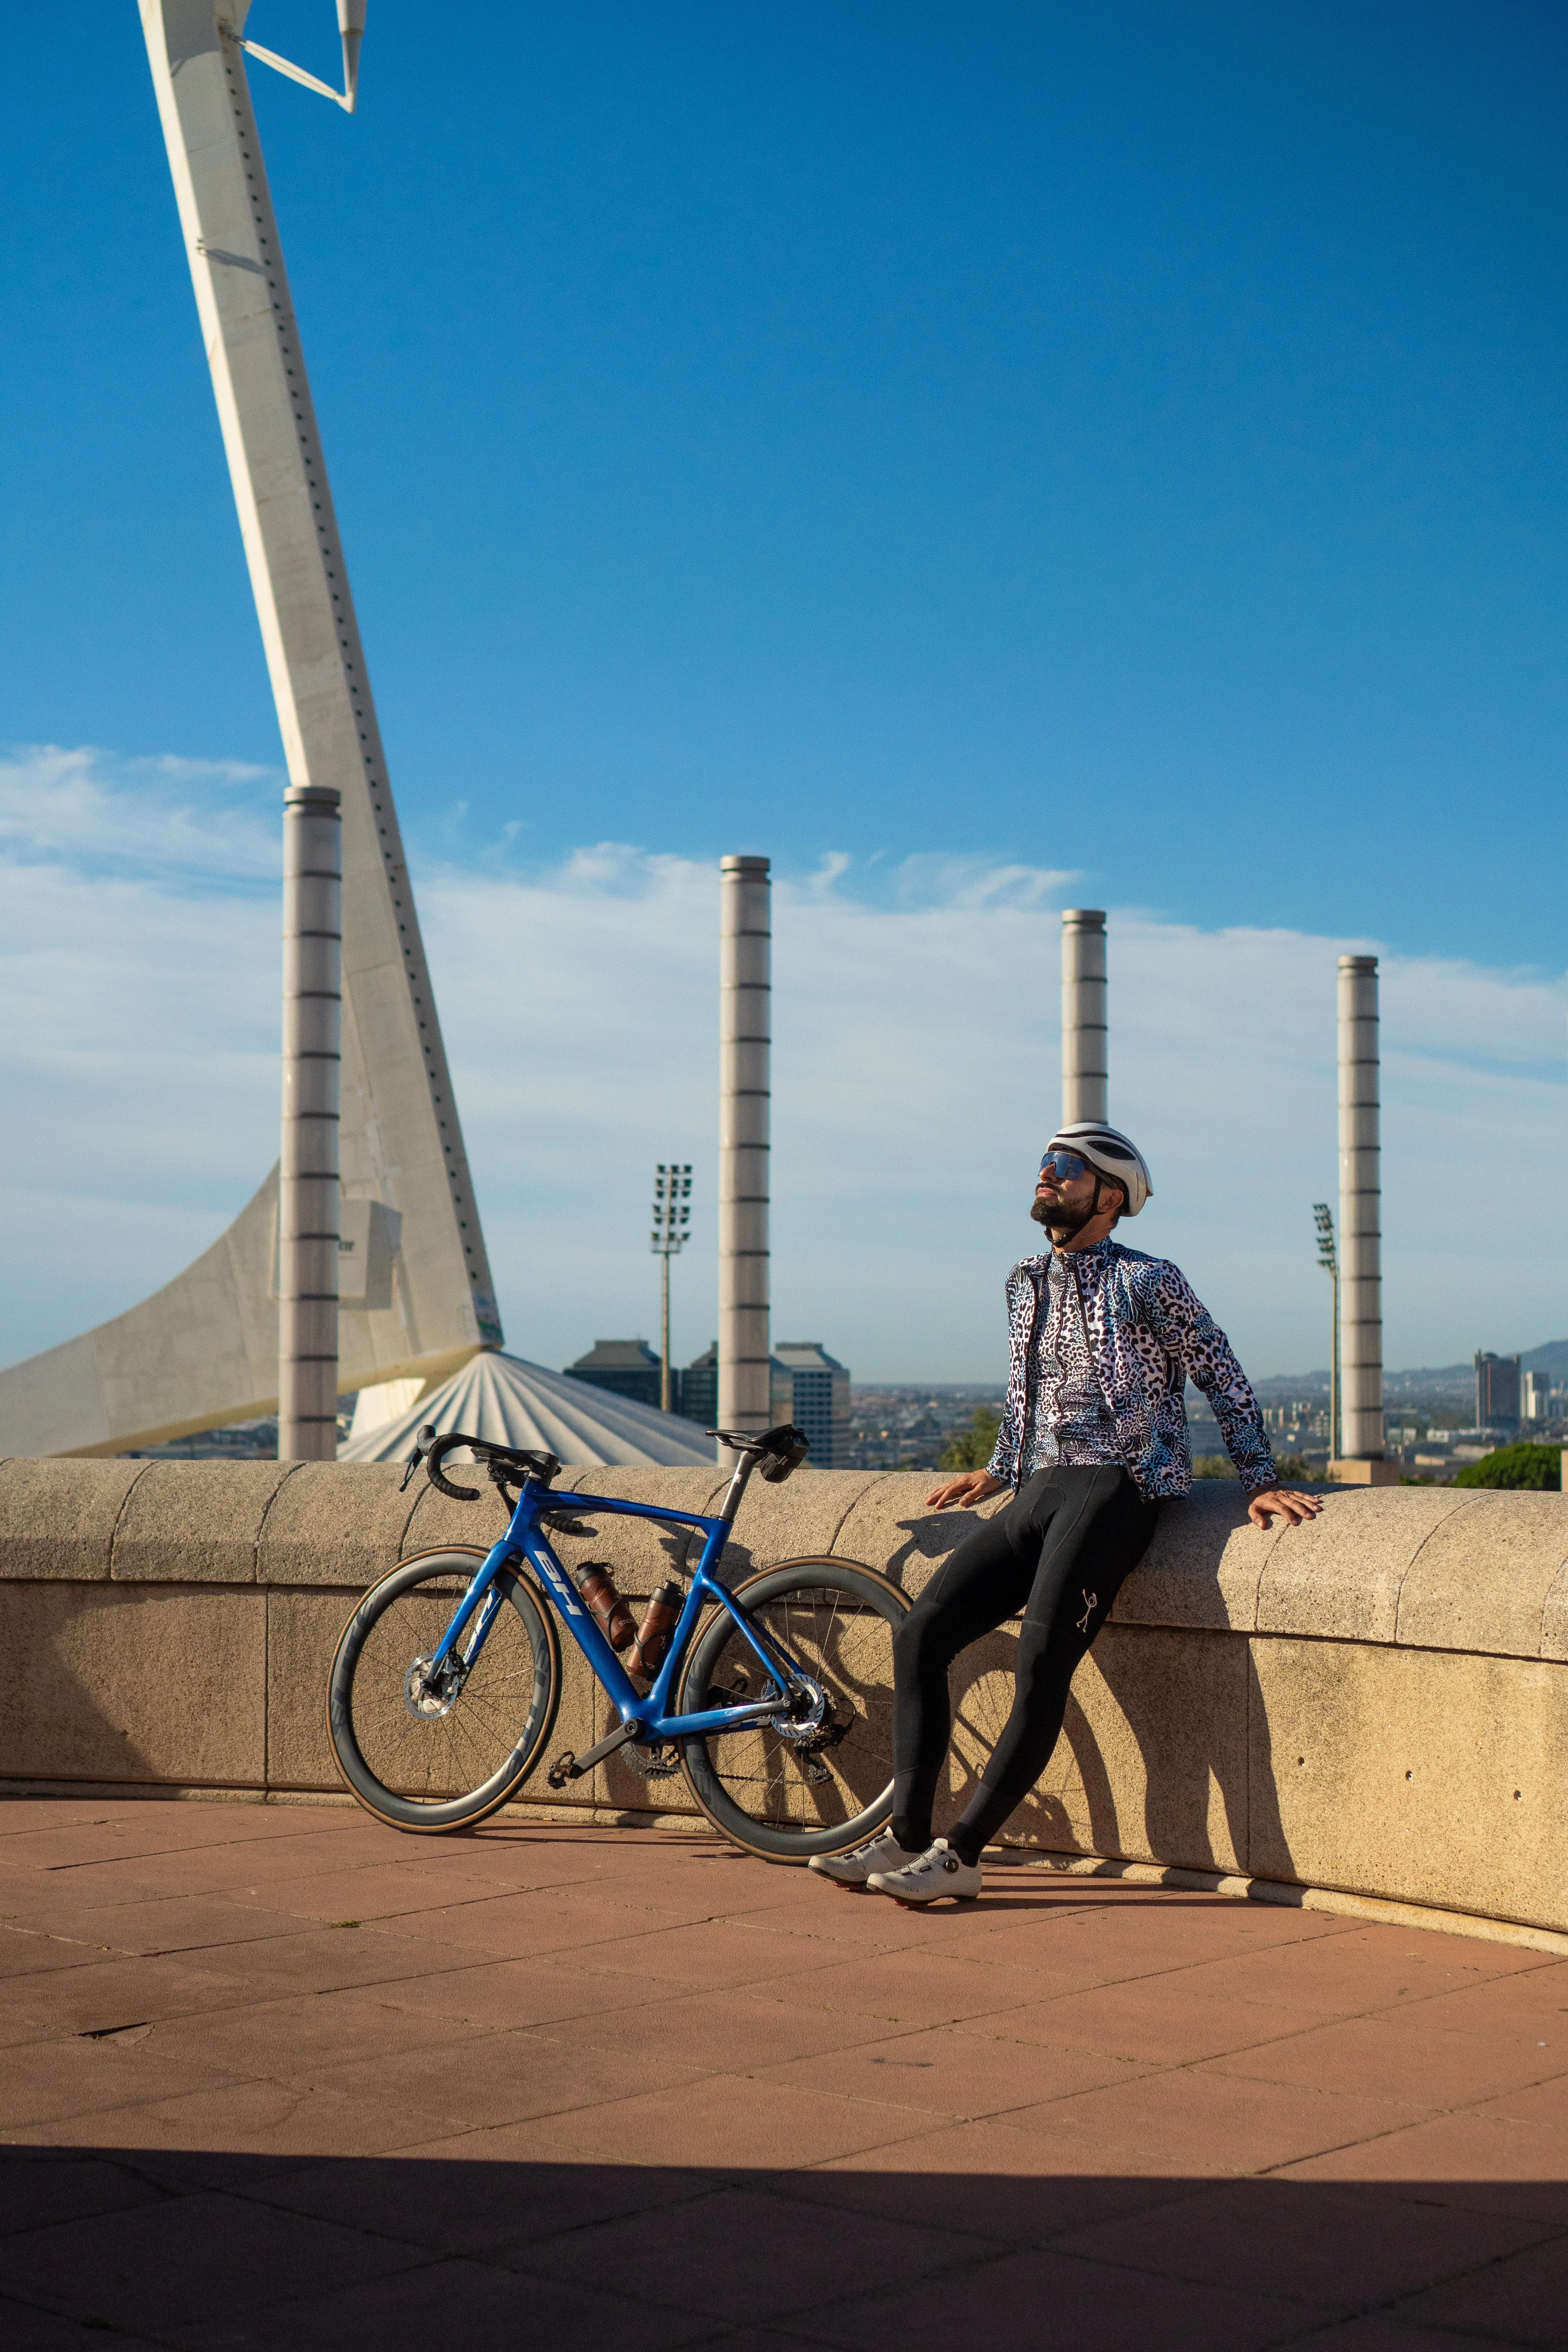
[404,1654,464,1721]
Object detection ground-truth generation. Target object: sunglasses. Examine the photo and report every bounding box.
[1038,1150,1091,1182]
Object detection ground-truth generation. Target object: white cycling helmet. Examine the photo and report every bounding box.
[1042,1123,1153,1218]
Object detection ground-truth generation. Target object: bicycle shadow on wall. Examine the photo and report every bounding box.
[883,1502,1291,1885]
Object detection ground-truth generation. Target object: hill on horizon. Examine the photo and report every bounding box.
[1253,1338,1568,1394]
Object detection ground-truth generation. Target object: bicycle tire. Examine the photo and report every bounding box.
[328,1547,561,1833]
[677,1556,909,1862]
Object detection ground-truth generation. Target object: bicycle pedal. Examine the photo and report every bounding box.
[545,1751,577,1790]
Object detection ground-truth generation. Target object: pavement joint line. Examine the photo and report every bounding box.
[8,1904,1559,2071]
[1245,2089,1568,2178]
[906,1926,1550,2013]
[973,2218,1568,2328]
[1252,2231,1568,2352]
[1015,1851,1568,1961]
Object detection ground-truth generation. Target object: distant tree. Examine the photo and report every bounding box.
[1452,1443,1561,1491]
[1192,1454,1238,1480]
[1274,1454,1314,1481]
[937,1407,1001,1472]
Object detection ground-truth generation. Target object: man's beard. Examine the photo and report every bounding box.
[1030,1187,1097,1239]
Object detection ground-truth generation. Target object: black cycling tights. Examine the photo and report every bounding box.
[890,1465,1161,1868]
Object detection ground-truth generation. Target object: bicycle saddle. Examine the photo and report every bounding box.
[401,1424,563,1502]
[706,1423,811,1483]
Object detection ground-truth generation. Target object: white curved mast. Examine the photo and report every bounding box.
[0,0,501,1454]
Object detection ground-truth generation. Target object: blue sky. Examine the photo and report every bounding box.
[1,3,1565,1379]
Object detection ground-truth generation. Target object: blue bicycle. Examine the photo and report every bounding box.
[327,1422,910,1861]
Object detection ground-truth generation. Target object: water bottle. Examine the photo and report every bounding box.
[575,1563,636,1651]
[628,1581,684,1678]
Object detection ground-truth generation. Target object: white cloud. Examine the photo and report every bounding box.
[0,743,280,883]
[1,742,1564,1381]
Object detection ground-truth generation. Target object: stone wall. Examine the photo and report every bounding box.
[4,1460,1567,1936]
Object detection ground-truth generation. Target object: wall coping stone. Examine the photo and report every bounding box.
[0,1463,1561,1662]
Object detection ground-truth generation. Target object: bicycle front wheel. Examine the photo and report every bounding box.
[328,1548,561,1833]
[677,1557,909,1862]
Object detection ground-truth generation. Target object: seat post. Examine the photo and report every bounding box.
[717,1450,756,1527]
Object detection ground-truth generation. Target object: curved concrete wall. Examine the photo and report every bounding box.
[2,1463,1566,1938]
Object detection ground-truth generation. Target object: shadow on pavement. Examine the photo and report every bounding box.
[2,2145,1566,2348]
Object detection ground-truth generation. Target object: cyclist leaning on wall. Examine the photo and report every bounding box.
[809,1125,1322,1907]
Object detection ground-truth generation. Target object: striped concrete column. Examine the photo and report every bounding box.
[279,784,341,1459]
[1338,954,1383,1461]
[717,857,771,1461]
[1061,910,1108,1127]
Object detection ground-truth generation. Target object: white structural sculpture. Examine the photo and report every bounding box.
[717,857,771,1458]
[279,784,342,1458]
[0,1,501,1457]
[1061,908,1109,1126]
[1338,953,1383,1460]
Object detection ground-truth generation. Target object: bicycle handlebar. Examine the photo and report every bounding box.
[401,1423,563,1503]
[399,1419,808,1509]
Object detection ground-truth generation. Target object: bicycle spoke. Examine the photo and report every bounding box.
[348,1573,544,1805]
[691,1580,900,1843]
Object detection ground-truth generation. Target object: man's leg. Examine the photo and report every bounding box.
[943,1467,1160,1867]
[888,1474,1062,1855]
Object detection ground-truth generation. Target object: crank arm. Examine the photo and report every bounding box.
[546,1718,645,1788]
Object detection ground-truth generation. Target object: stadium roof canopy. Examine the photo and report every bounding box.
[338,1352,716,1468]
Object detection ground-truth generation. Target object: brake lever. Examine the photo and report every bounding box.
[399,1421,440,1497]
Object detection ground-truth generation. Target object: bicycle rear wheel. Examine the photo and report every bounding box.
[677,1557,909,1861]
[328,1548,561,1832]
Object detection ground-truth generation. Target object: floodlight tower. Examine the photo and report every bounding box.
[1314,1201,1340,1464]
[650,1164,693,1414]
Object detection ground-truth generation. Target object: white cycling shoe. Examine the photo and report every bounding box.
[866,1837,984,1906]
[808,1828,921,1889]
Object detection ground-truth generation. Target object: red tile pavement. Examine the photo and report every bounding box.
[3,1794,1568,2348]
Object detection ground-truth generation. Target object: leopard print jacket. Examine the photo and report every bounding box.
[985,1238,1279,1499]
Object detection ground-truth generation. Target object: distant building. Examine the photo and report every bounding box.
[1521,1370,1550,1423]
[1474,1351,1521,1431]
[673,1337,851,1461]
[679,1341,719,1431]
[771,1342,851,1468]
[565,1339,662,1413]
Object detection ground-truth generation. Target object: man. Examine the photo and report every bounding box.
[810,1122,1321,1906]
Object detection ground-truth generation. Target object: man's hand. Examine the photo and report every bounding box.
[926,1469,1007,1510]
[1248,1486,1324,1529]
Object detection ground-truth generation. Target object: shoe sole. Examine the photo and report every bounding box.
[887,1893,980,1907]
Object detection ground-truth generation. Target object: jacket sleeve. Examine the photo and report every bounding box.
[1138,1263,1279,1495]
[985,1267,1029,1487]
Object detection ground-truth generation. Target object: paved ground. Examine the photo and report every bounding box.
[4,1797,1568,2350]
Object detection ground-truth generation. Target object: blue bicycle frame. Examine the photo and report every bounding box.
[423,1476,812,1743]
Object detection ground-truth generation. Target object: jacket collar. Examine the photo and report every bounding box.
[1046,1234,1118,1274]
[1013,1235,1119,1290]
